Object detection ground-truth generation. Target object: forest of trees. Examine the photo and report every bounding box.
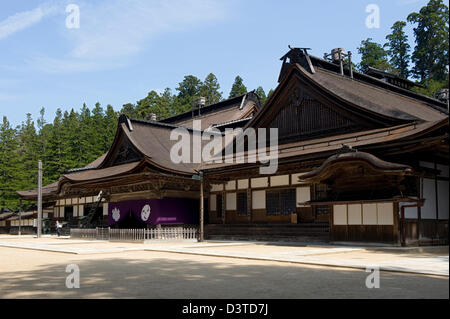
[0,0,448,211]
[357,0,449,96]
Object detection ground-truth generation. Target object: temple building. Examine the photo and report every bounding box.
[14,47,449,246]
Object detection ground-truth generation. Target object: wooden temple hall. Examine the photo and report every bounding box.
[16,47,449,245]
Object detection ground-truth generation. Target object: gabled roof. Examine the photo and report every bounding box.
[298,65,447,122]
[161,92,260,130]
[279,47,448,112]
[201,116,448,172]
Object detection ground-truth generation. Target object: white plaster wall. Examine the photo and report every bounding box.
[237,179,249,189]
[225,181,236,191]
[400,202,418,219]
[377,203,394,225]
[252,190,266,209]
[333,205,347,225]
[348,204,362,225]
[270,175,289,187]
[211,184,224,192]
[362,203,377,225]
[226,193,237,210]
[251,177,268,188]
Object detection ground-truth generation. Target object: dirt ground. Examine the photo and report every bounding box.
[0,243,448,299]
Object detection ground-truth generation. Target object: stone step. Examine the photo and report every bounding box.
[206,235,329,243]
[205,224,330,241]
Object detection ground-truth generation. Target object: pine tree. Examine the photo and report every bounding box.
[175,75,202,113]
[229,76,247,98]
[200,73,222,105]
[407,0,449,82]
[385,21,411,78]
[16,114,39,193]
[357,38,392,73]
[255,86,267,104]
[135,91,161,120]
[0,116,19,210]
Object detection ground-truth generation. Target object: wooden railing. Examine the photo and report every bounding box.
[70,227,198,242]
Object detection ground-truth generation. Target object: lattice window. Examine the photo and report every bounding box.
[266,189,296,216]
[216,194,223,218]
[237,192,248,216]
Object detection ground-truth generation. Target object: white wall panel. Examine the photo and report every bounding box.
[225,181,236,191]
[103,203,109,216]
[251,177,268,188]
[377,203,394,225]
[226,193,237,210]
[211,184,224,192]
[78,205,84,217]
[402,204,418,219]
[362,203,377,225]
[348,204,362,225]
[237,179,249,189]
[252,190,266,209]
[270,175,289,187]
[333,205,347,225]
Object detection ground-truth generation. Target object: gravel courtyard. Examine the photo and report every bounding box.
[0,237,448,299]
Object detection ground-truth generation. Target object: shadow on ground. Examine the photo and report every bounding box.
[0,254,448,299]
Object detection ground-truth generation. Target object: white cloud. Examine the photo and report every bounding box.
[68,0,226,59]
[25,0,227,73]
[0,2,60,40]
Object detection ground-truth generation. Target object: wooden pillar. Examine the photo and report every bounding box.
[199,177,204,242]
[222,188,226,225]
[37,160,42,238]
[18,199,22,236]
[247,187,252,223]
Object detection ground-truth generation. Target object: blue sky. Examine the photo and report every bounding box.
[0,0,447,126]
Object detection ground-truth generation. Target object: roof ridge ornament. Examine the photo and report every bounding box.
[337,144,357,154]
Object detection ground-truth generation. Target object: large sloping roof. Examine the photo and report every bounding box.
[299,65,447,122]
[161,92,260,130]
[16,181,59,200]
[201,116,448,172]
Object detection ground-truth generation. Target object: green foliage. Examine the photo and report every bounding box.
[255,86,267,105]
[357,38,392,73]
[229,76,247,98]
[200,73,222,105]
[385,21,411,78]
[0,116,19,210]
[0,105,119,211]
[411,76,449,97]
[407,0,449,82]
